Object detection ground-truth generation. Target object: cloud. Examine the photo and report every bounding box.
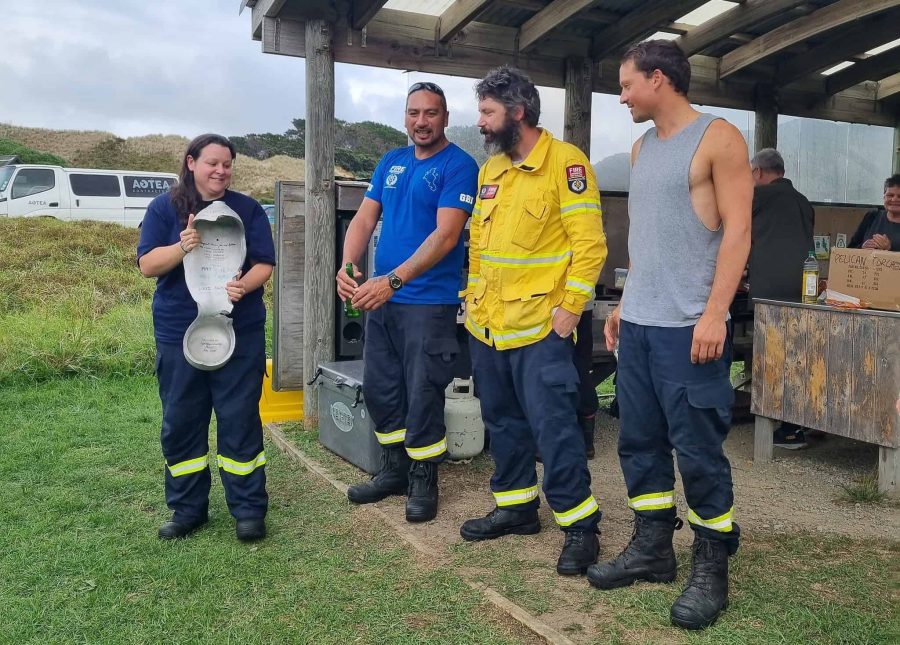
[0,0,651,163]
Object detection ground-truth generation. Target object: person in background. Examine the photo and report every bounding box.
[592,40,751,630]
[748,147,814,449]
[460,66,607,577]
[849,174,900,251]
[138,134,276,542]
[336,81,478,523]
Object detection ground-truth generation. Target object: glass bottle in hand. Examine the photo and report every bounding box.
[344,262,361,318]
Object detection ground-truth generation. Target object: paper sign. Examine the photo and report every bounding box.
[827,248,900,311]
[834,233,847,248]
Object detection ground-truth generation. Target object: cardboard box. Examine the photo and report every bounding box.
[827,248,900,311]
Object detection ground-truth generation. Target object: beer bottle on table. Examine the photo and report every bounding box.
[344,262,361,318]
[801,251,819,304]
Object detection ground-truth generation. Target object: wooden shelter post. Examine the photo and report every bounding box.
[893,120,899,174]
[754,86,778,153]
[563,57,592,156]
[303,19,336,427]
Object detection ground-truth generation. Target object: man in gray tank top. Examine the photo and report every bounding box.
[585,41,752,631]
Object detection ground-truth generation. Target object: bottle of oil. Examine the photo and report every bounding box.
[344,262,361,318]
[801,251,819,304]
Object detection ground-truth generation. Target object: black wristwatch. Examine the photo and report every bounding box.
[387,271,403,291]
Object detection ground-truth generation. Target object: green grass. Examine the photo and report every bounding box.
[0,377,522,644]
[563,533,899,644]
[0,137,68,165]
[0,217,273,385]
[840,473,889,504]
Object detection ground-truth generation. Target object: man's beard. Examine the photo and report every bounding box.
[481,115,520,157]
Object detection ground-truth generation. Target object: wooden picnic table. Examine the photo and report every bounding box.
[751,298,899,496]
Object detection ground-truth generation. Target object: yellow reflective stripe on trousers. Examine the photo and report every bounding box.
[493,485,539,507]
[217,451,266,476]
[554,495,599,527]
[628,490,676,511]
[565,276,595,297]
[406,437,447,460]
[167,455,208,477]
[479,250,572,268]
[375,428,406,445]
[687,506,734,532]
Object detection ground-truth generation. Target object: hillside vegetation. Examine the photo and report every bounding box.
[0,138,69,166]
[0,123,347,202]
[0,217,154,384]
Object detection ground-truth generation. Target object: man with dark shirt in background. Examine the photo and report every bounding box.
[748,148,814,449]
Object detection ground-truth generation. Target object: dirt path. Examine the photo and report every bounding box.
[278,415,898,643]
[376,416,898,552]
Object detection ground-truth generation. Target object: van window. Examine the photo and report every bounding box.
[11,168,55,199]
[0,166,13,193]
[124,175,175,197]
[69,174,121,197]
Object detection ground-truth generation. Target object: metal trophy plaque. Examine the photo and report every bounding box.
[182,201,247,370]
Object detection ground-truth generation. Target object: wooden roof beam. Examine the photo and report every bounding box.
[494,0,618,24]
[676,0,808,57]
[826,50,900,96]
[719,0,900,79]
[438,0,493,43]
[519,0,599,52]
[876,72,900,100]
[351,0,389,30]
[250,0,287,38]
[776,14,900,87]
[590,0,709,60]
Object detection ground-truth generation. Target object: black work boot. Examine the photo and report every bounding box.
[556,529,600,575]
[670,536,730,630]
[158,515,208,540]
[405,460,438,522]
[579,415,596,459]
[347,448,409,504]
[587,515,681,589]
[235,518,266,542]
[460,507,541,541]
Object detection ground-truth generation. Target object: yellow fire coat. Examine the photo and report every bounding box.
[463,129,607,350]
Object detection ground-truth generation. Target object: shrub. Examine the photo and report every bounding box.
[0,138,68,166]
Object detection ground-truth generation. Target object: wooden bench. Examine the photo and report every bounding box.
[751,299,899,496]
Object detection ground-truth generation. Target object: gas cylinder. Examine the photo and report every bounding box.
[444,378,484,460]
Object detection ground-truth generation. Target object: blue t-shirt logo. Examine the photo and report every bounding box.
[423,167,439,192]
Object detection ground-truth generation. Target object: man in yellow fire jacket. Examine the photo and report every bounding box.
[459,66,608,576]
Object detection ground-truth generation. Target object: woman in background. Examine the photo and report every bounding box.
[849,174,900,251]
[138,133,276,541]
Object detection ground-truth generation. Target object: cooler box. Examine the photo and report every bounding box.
[316,360,381,474]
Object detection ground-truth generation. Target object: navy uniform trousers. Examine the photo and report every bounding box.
[574,311,599,420]
[470,331,600,532]
[617,320,740,553]
[363,303,459,462]
[156,328,268,524]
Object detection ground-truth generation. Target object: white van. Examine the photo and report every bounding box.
[0,164,178,227]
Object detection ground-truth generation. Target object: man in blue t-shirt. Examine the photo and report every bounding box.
[336,81,478,523]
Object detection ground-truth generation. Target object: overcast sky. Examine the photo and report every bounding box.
[1,0,700,163]
[1,0,767,165]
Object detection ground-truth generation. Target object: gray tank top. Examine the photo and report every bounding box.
[620,113,723,327]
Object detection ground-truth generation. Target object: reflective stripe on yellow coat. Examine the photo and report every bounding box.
[463,129,607,350]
